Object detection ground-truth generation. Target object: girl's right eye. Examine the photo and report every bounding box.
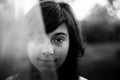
[52,36,66,46]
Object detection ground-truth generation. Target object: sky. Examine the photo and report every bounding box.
[69,0,120,21]
[70,0,108,20]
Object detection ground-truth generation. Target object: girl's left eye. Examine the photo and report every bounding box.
[52,36,66,46]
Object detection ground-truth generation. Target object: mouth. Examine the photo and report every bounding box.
[37,58,55,62]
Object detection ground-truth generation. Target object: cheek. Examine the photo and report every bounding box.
[55,42,69,68]
[27,47,37,67]
[27,42,37,61]
[27,41,42,67]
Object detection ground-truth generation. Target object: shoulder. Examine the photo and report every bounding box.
[78,76,88,80]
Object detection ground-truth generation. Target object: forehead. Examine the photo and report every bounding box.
[47,23,68,35]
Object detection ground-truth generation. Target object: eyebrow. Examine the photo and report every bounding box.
[54,32,67,36]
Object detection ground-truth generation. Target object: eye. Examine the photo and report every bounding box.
[52,36,66,46]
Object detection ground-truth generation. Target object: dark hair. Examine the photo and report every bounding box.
[40,1,84,80]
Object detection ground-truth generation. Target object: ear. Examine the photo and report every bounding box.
[78,44,86,57]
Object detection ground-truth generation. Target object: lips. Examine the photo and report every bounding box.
[35,57,58,69]
[36,55,55,62]
[37,58,55,62]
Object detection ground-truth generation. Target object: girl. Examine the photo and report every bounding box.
[6,1,86,80]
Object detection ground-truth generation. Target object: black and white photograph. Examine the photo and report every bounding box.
[0,0,120,80]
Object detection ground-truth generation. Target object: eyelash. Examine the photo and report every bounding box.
[52,36,66,46]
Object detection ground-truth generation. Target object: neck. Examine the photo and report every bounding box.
[40,69,58,80]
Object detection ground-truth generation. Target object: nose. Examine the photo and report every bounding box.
[41,45,54,55]
[38,36,54,56]
[39,38,54,61]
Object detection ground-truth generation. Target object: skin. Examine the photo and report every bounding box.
[27,23,69,72]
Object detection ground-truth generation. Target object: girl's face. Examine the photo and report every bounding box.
[28,23,69,70]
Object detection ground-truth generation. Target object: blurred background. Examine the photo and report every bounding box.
[69,0,120,80]
[0,0,120,80]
